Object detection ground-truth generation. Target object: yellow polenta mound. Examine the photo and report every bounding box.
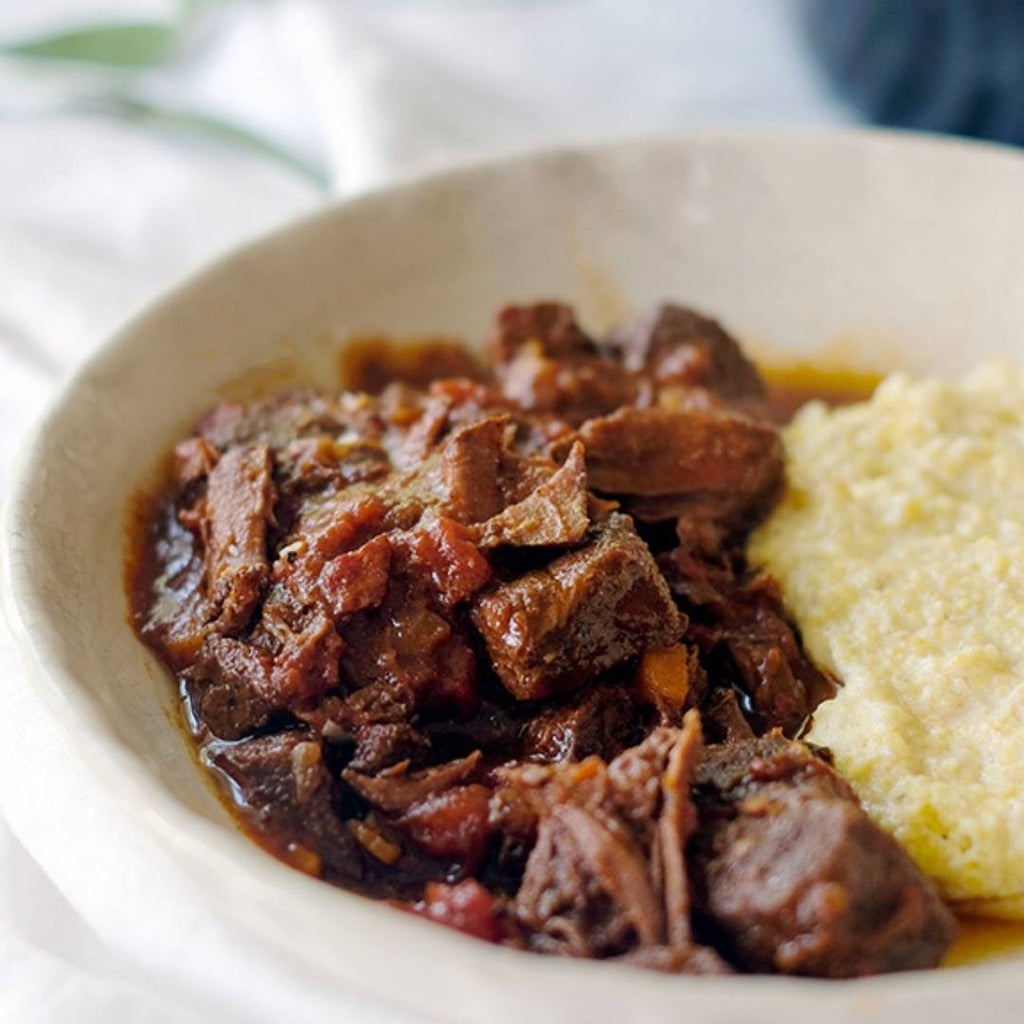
[749,362,1024,914]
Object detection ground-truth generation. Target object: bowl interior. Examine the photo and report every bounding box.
[7,130,1024,1023]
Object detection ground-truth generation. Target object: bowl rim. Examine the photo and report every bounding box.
[5,125,1024,1019]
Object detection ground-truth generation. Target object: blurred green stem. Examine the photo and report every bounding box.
[72,96,330,190]
[1,23,179,68]
[0,4,329,190]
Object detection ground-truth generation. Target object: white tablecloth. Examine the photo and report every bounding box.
[0,2,850,1020]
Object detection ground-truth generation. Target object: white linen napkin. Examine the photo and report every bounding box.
[0,2,849,1020]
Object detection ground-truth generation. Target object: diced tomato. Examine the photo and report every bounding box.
[404,517,491,609]
[414,879,504,944]
[399,784,492,870]
[318,534,392,618]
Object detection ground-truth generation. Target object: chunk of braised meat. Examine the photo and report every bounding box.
[503,713,730,972]
[491,302,596,362]
[660,550,835,736]
[580,407,775,499]
[471,514,682,700]
[426,378,516,425]
[324,679,415,733]
[275,436,391,507]
[701,689,755,744]
[715,575,836,734]
[518,800,662,954]
[256,584,345,705]
[520,682,642,763]
[383,389,454,468]
[346,722,432,775]
[182,594,350,741]
[277,504,490,726]
[690,735,957,976]
[173,436,219,490]
[136,503,210,667]
[424,377,575,464]
[336,541,482,720]
[183,635,277,740]
[208,731,444,897]
[420,700,524,762]
[490,302,639,426]
[659,543,738,608]
[401,516,492,611]
[436,408,589,537]
[471,441,589,548]
[440,416,507,523]
[604,303,766,403]
[195,444,276,634]
[277,491,388,599]
[579,406,783,536]
[489,302,771,427]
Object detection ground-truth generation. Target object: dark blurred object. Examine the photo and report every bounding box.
[803,0,1024,144]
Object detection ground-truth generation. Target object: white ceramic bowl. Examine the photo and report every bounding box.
[6,130,1024,1024]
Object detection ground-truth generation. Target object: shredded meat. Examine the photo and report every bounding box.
[471,514,683,700]
[508,713,729,970]
[199,444,276,633]
[346,723,431,775]
[690,735,958,977]
[342,751,483,815]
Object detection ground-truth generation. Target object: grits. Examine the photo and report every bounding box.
[749,362,1024,914]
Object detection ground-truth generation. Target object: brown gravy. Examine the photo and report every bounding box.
[762,361,880,421]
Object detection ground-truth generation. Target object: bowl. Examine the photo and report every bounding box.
[6,129,1024,1023]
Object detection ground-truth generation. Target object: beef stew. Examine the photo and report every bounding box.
[129,302,954,977]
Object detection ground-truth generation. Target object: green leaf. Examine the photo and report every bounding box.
[82,96,330,190]
[2,23,178,68]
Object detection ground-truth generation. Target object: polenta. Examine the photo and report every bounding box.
[750,362,1024,914]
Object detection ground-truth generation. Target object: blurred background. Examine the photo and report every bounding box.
[5,0,1024,486]
[2,1,1022,1020]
